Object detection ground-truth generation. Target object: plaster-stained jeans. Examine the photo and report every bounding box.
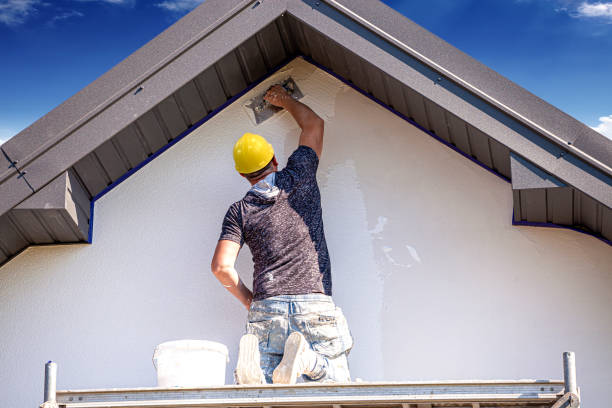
[246,294,353,383]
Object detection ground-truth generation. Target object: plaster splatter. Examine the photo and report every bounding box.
[382,246,412,269]
[406,245,422,264]
[319,159,385,380]
[369,216,388,237]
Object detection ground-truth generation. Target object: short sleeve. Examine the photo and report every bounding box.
[219,204,244,246]
[282,145,319,185]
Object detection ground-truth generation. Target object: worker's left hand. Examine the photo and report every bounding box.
[264,85,292,108]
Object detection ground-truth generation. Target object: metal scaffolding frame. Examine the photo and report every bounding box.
[40,352,579,408]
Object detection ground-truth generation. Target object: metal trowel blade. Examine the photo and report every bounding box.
[246,77,303,125]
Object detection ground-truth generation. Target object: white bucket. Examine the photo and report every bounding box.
[152,340,229,388]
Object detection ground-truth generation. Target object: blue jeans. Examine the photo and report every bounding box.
[246,294,353,383]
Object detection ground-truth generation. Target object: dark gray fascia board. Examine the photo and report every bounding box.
[0,0,289,216]
[288,0,612,208]
[15,169,90,240]
[510,153,566,190]
[326,0,612,172]
[0,0,253,183]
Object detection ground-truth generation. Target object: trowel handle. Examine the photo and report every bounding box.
[281,79,297,97]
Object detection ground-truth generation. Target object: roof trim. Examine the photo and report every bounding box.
[0,0,254,183]
[510,153,566,190]
[305,53,610,246]
[86,55,298,242]
[326,0,612,177]
[0,0,611,266]
[2,0,610,214]
[15,169,89,241]
[0,0,288,215]
[327,0,611,168]
[82,55,610,248]
[287,0,612,207]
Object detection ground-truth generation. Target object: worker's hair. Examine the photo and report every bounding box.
[242,158,275,181]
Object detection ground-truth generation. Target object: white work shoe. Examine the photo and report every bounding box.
[235,334,266,385]
[272,332,316,384]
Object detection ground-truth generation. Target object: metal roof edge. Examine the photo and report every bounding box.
[0,0,288,219]
[301,53,611,245]
[510,153,566,190]
[0,0,253,183]
[81,54,610,249]
[324,0,612,174]
[287,0,611,208]
[0,0,610,260]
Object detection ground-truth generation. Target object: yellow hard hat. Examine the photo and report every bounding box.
[233,133,275,174]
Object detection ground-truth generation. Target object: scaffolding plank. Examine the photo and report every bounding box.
[57,381,564,408]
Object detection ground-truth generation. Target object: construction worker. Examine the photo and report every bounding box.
[211,84,353,384]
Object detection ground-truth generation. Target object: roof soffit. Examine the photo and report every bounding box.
[326,0,612,168]
[14,169,90,241]
[0,0,289,216]
[286,0,612,208]
[0,0,610,255]
[0,0,258,182]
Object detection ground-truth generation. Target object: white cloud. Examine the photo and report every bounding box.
[47,9,84,26]
[1,0,131,26]
[155,0,204,12]
[0,127,17,145]
[526,0,612,22]
[72,0,136,6]
[575,2,612,19]
[0,0,40,26]
[592,114,612,139]
[74,0,130,3]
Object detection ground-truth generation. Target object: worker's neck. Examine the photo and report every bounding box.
[248,170,276,186]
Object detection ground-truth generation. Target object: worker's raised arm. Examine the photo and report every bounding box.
[211,239,253,310]
[264,85,324,158]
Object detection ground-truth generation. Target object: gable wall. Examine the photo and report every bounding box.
[1,58,611,408]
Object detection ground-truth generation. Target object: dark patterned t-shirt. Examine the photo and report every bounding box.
[219,145,331,300]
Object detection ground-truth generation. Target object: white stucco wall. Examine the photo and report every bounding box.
[1,58,611,408]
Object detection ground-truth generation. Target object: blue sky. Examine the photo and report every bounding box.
[0,0,611,145]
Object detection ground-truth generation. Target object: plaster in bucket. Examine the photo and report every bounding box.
[153,340,229,387]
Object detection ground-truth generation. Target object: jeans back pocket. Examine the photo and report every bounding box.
[302,307,353,358]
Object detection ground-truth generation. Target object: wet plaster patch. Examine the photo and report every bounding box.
[319,159,385,380]
[241,57,347,127]
[324,69,612,393]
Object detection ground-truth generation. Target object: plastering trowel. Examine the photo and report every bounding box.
[245,77,303,125]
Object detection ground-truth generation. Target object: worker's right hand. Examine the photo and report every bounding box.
[264,84,292,108]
